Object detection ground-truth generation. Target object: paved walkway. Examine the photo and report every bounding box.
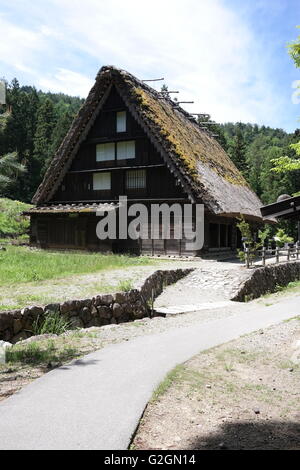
[154,260,250,311]
[0,293,299,450]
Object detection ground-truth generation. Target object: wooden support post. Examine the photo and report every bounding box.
[297,242,299,260]
[276,247,280,264]
[150,288,154,318]
[287,246,290,262]
[262,246,266,266]
[246,247,250,269]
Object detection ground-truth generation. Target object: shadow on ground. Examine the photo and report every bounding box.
[59,358,99,370]
[188,420,300,450]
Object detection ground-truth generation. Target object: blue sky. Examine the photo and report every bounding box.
[0,0,300,131]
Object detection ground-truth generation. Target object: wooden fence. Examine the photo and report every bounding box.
[244,243,300,269]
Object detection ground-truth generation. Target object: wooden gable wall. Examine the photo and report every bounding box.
[50,86,187,203]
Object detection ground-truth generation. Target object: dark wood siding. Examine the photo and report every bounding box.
[50,85,187,203]
[37,85,238,256]
[54,166,185,202]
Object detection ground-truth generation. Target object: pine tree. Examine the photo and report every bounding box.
[0,78,83,201]
[228,123,248,175]
[49,109,74,158]
[32,98,55,188]
[0,152,26,194]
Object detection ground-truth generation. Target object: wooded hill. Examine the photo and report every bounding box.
[0,77,299,207]
[0,78,83,202]
[218,122,300,205]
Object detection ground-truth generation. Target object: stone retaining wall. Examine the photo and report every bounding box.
[0,269,193,343]
[232,261,300,302]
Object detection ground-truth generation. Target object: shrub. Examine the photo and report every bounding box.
[273,228,294,248]
[117,279,133,292]
[32,311,71,336]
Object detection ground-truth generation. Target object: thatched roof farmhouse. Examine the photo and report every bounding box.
[27,66,268,255]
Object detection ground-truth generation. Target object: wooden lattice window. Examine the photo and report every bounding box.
[126,169,146,189]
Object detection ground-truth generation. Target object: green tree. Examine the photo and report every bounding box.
[271,28,300,173]
[32,98,56,186]
[227,123,248,175]
[0,77,83,202]
[0,152,26,194]
[3,80,39,200]
[49,109,74,157]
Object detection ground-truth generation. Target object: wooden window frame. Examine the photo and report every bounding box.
[96,143,115,162]
[116,111,126,133]
[117,140,135,160]
[125,169,146,190]
[93,172,111,191]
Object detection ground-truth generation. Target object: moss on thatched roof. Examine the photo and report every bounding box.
[32,66,266,221]
[131,87,245,186]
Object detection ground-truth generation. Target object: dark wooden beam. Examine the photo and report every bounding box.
[68,164,165,174]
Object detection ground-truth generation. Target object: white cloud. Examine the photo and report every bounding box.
[0,13,44,73]
[38,68,94,96]
[0,0,287,127]
[47,0,283,125]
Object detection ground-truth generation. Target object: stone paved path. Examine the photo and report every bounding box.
[154,260,250,310]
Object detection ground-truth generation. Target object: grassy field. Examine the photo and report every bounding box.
[0,198,156,307]
[0,245,153,286]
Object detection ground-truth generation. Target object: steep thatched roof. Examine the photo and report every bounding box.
[33,65,266,221]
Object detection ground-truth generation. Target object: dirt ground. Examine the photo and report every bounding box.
[133,318,300,450]
[0,331,99,402]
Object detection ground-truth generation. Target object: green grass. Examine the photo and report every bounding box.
[151,365,185,402]
[284,280,300,290]
[0,245,154,286]
[117,279,134,292]
[32,311,71,336]
[0,303,21,311]
[0,198,32,238]
[283,315,300,323]
[261,280,300,300]
[3,329,103,369]
[6,340,77,366]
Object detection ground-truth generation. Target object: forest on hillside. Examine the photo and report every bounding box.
[0,77,299,207]
[0,79,84,202]
[216,121,300,204]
